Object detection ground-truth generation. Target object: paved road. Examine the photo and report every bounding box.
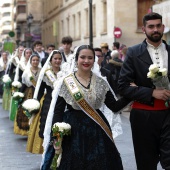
[0,103,41,170]
[0,102,163,170]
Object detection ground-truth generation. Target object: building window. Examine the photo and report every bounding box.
[137,0,154,29]
[17,5,26,14]
[67,17,70,35]
[2,12,10,17]
[61,20,64,38]
[3,21,11,25]
[103,1,107,33]
[2,3,10,7]
[78,12,81,39]
[73,14,76,39]
[93,5,96,36]
[60,0,63,7]
[85,8,89,37]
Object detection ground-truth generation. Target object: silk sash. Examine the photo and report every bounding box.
[64,74,114,143]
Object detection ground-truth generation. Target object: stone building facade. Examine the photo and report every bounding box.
[41,0,162,49]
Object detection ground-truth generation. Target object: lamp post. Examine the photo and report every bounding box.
[27,13,34,47]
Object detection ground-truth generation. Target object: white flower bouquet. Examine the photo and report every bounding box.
[13,92,24,101]
[50,122,71,170]
[12,81,22,88]
[22,99,40,118]
[11,81,22,93]
[147,64,170,106]
[2,74,11,89]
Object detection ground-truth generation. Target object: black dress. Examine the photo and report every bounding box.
[42,74,129,170]
[38,81,53,138]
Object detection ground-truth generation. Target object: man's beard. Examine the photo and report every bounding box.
[145,32,163,43]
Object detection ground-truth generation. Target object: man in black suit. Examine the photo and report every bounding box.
[118,12,170,170]
[32,41,48,62]
[94,47,117,93]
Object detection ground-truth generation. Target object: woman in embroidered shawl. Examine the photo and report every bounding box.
[26,50,65,154]
[7,46,24,81]
[9,48,33,121]
[1,51,11,110]
[14,54,41,136]
[41,45,130,170]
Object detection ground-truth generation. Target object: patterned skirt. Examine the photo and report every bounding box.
[26,95,45,154]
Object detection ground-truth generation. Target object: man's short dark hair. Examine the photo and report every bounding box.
[61,36,73,44]
[93,47,102,53]
[46,44,55,49]
[113,42,120,49]
[143,12,162,26]
[33,40,42,47]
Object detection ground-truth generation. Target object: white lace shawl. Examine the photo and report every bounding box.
[14,48,34,81]
[22,68,41,87]
[59,73,109,109]
[0,56,10,73]
[22,54,41,87]
[33,50,65,99]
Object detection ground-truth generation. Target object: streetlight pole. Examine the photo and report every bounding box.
[27,14,34,47]
[89,0,93,48]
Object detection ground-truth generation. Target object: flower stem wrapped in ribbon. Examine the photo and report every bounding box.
[50,122,71,170]
[147,64,170,107]
[22,99,40,118]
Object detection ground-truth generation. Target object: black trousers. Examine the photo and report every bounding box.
[130,109,170,170]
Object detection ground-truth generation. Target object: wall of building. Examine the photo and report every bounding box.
[153,1,170,44]
[41,0,151,50]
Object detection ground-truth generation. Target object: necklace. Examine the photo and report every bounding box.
[74,72,92,89]
[31,68,39,76]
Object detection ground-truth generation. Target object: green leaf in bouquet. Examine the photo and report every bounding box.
[30,76,34,81]
[55,141,61,147]
[165,99,170,108]
[157,72,162,77]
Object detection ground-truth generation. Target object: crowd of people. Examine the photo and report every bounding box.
[0,12,170,170]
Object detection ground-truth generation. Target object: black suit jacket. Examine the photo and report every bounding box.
[118,39,170,106]
[100,67,117,93]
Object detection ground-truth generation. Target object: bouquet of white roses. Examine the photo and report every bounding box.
[147,64,170,106]
[11,81,22,93]
[12,81,22,88]
[13,92,24,101]
[50,122,71,170]
[2,74,11,89]
[22,99,40,118]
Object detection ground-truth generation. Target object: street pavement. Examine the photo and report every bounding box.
[0,102,163,170]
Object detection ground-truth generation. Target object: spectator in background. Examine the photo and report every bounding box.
[108,50,123,96]
[119,44,126,60]
[41,44,55,66]
[94,47,116,92]
[121,47,128,62]
[61,36,73,62]
[100,43,112,67]
[112,42,120,50]
[33,41,48,61]
[0,51,10,97]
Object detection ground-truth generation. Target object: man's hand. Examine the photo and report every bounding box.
[152,89,170,101]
